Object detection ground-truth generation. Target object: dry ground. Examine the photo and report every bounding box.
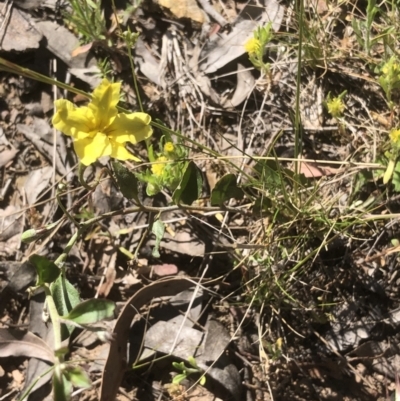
[1,0,400,400]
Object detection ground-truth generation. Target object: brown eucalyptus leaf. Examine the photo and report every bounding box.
[0,328,54,363]
[100,277,202,401]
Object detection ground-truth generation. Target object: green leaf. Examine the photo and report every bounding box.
[51,276,81,316]
[172,161,202,205]
[352,169,372,197]
[384,158,396,184]
[210,174,244,206]
[392,161,400,192]
[64,299,115,324]
[172,373,187,384]
[29,254,60,285]
[252,197,272,216]
[51,276,80,336]
[172,361,186,371]
[53,368,72,401]
[188,356,199,369]
[255,160,281,187]
[199,375,206,385]
[151,219,165,258]
[64,366,91,389]
[112,161,140,203]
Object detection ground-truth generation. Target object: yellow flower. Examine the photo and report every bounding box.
[164,142,174,153]
[151,156,168,177]
[245,38,261,55]
[382,62,399,76]
[390,129,400,145]
[52,79,153,166]
[326,97,345,118]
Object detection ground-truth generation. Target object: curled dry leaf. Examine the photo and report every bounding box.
[0,328,54,364]
[100,277,204,401]
[299,161,340,178]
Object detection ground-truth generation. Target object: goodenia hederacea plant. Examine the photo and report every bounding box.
[52,79,153,166]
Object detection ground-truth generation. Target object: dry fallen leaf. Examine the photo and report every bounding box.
[152,263,179,277]
[200,0,283,74]
[0,329,54,363]
[157,0,207,24]
[299,161,340,178]
[0,6,42,51]
[221,63,255,108]
[100,277,204,401]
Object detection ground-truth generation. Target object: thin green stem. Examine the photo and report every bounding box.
[294,0,305,195]
[0,58,90,100]
[54,226,86,269]
[56,190,79,227]
[78,163,96,191]
[126,45,143,113]
[44,284,62,352]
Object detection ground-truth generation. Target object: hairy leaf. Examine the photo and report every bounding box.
[64,299,115,325]
[151,219,165,258]
[29,254,60,285]
[210,174,244,206]
[112,161,140,203]
[172,161,202,205]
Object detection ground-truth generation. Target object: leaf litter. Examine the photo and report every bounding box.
[2,0,400,400]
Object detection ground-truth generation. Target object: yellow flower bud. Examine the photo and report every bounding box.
[326,97,345,118]
[245,38,261,55]
[390,129,400,145]
[151,156,168,177]
[164,142,175,154]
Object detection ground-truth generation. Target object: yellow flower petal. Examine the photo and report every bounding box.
[107,112,152,144]
[53,99,94,138]
[89,79,120,130]
[73,132,112,166]
[109,140,141,162]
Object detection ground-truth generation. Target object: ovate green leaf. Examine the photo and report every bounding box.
[53,367,72,401]
[64,299,115,324]
[392,160,400,192]
[172,161,202,205]
[210,174,244,206]
[64,366,91,389]
[29,254,60,285]
[112,161,140,202]
[151,219,165,258]
[51,276,80,336]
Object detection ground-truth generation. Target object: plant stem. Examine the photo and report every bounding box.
[54,227,86,269]
[294,0,305,196]
[78,163,95,191]
[44,284,62,353]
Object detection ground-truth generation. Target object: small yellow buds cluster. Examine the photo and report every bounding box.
[390,129,400,146]
[382,60,400,76]
[325,90,347,119]
[151,142,176,177]
[136,137,188,196]
[164,142,175,154]
[151,156,168,177]
[245,38,261,55]
[379,56,400,105]
[244,23,273,72]
[326,97,345,118]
